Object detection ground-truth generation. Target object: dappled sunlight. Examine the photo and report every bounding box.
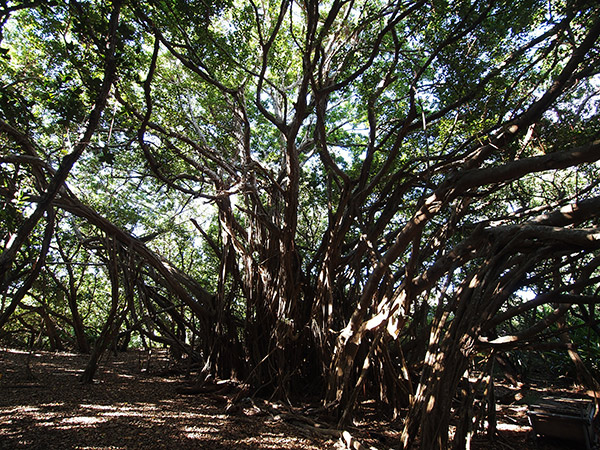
[113,373,135,379]
[181,424,221,439]
[75,447,126,450]
[426,396,436,414]
[79,402,158,413]
[497,422,531,432]
[3,406,40,414]
[60,416,108,425]
[2,0,600,447]
[2,339,590,450]
[0,350,336,449]
[78,404,114,410]
[40,402,65,408]
[138,375,179,384]
[2,348,31,355]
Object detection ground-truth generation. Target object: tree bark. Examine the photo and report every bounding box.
[80,239,125,384]
[0,209,55,330]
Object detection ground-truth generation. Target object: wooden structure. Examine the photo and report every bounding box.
[528,396,597,449]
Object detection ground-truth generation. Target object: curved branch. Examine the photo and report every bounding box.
[0,0,122,281]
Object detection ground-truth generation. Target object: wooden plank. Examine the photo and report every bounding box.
[528,396,595,450]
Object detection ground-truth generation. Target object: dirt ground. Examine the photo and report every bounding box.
[0,348,593,449]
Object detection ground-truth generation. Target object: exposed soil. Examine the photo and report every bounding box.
[0,348,594,449]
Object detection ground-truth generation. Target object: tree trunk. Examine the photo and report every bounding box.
[81,239,124,384]
[41,308,63,351]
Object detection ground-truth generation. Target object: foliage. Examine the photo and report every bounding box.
[1,0,600,448]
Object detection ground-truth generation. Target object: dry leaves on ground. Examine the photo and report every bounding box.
[0,348,587,449]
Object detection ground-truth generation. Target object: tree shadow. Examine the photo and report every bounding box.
[0,349,331,449]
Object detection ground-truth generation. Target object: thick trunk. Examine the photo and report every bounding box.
[40,308,63,352]
[65,269,90,353]
[401,342,471,449]
[69,295,90,354]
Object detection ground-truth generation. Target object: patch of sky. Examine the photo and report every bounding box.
[542,74,600,124]
[515,286,536,302]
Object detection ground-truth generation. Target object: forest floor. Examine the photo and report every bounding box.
[0,348,595,449]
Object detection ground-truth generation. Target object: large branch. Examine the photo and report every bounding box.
[477,304,570,351]
[331,17,600,372]
[531,196,600,226]
[485,225,600,249]
[0,0,122,281]
[486,272,600,329]
[454,139,600,193]
[54,192,215,321]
